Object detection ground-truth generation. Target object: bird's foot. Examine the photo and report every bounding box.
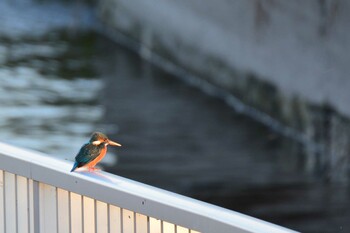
[88,167,100,172]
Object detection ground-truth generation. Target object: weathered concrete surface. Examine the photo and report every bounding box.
[97,0,350,178]
[97,0,350,114]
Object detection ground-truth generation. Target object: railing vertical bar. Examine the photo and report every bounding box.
[176,225,189,233]
[15,175,19,233]
[32,180,40,233]
[27,178,32,233]
[55,187,59,233]
[135,213,147,233]
[175,225,190,233]
[57,189,70,233]
[4,172,16,233]
[27,179,35,233]
[147,216,150,233]
[149,218,161,233]
[3,172,6,233]
[94,199,97,233]
[39,183,58,233]
[82,197,85,233]
[68,191,72,233]
[81,193,84,233]
[122,208,135,233]
[39,182,43,232]
[96,200,108,233]
[16,175,29,233]
[163,221,175,233]
[133,212,136,233]
[55,188,58,233]
[0,170,4,233]
[82,196,95,233]
[70,192,83,233]
[26,177,30,233]
[108,204,121,233]
[107,203,110,233]
[53,186,59,233]
[82,198,84,233]
[120,208,124,233]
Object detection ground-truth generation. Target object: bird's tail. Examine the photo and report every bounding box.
[70,162,79,172]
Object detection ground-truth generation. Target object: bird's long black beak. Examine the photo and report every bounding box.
[108,140,122,147]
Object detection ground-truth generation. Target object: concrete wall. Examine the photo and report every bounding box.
[97,0,350,179]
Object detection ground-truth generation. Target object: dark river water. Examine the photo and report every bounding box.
[1,1,350,233]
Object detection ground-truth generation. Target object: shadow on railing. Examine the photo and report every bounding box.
[0,142,298,233]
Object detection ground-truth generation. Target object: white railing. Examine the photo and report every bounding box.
[0,142,298,233]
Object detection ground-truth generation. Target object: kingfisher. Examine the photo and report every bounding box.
[70,132,122,172]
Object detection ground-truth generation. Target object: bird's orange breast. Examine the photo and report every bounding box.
[85,146,107,168]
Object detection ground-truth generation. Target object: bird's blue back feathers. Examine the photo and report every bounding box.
[70,142,104,172]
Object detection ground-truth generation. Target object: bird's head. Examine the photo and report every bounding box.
[89,132,122,147]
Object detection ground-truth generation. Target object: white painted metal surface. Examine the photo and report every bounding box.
[109,205,121,233]
[0,170,4,233]
[40,183,57,233]
[0,142,299,233]
[57,188,70,233]
[70,192,83,233]
[4,172,16,233]
[16,175,29,233]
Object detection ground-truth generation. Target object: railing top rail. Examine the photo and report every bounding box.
[0,142,297,233]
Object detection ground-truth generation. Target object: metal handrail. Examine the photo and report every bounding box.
[0,142,298,233]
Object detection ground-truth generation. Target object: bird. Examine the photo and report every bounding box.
[70,132,122,172]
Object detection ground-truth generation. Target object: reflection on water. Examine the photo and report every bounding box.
[0,0,106,162]
[0,0,105,160]
[0,31,109,161]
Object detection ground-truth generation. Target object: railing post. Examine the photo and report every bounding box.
[0,170,4,233]
[32,180,40,233]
